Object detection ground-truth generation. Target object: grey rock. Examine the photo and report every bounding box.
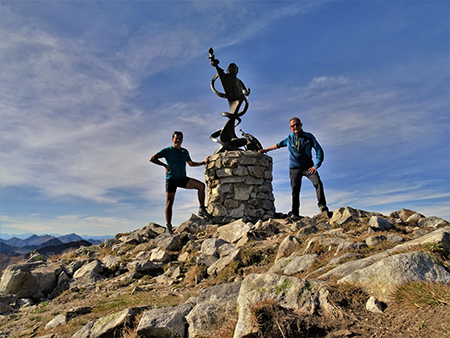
[126,260,164,273]
[366,296,384,313]
[136,303,192,338]
[386,234,404,243]
[218,243,237,257]
[418,216,449,229]
[135,250,152,260]
[73,259,104,285]
[147,222,167,235]
[196,254,219,267]
[136,225,160,240]
[66,306,93,320]
[217,219,251,244]
[389,208,416,221]
[320,226,450,280]
[328,253,364,266]
[200,238,228,257]
[71,308,134,338]
[369,216,393,231]
[45,314,66,329]
[334,241,367,256]
[153,234,181,252]
[186,282,241,338]
[365,235,387,247]
[275,235,300,261]
[330,206,382,226]
[118,232,144,245]
[101,255,122,269]
[406,212,425,222]
[0,262,60,299]
[103,238,117,249]
[67,259,90,276]
[296,225,319,237]
[0,303,11,314]
[234,273,338,338]
[17,298,33,307]
[339,251,450,302]
[178,214,209,234]
[269,254,318,275]
[150,248,172,263]
[57,271,70,286]
[207,248,241,276]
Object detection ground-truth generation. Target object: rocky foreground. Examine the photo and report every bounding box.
[0,206,449,338]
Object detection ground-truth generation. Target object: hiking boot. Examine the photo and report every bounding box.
[166,224,173,234]
[319,206,332,218]
[287,211,301,221]
[319,206,329,213]
[198,206,212,219]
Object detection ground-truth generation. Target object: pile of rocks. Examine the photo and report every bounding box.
[204,151,276,224]
[0,207,449,338]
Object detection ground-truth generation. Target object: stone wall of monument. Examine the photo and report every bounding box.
[204,150,276,224]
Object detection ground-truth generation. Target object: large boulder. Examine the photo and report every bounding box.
[275,235,300,261]
[369,216,393,231]
[339,251,450,302]
[186,282,241,338]
[71,308,134,338]
[207,248,241,276]
[418,216,449,229]
[200,238,228,257]
[72,259,105,285]
[126,260,164,273]
[217,219,251,244]
[269,254,318,275]
[136,303,192,337]
[118,232,144,245]
[233,273,337,338]
[319,226,450,280]
[178,214,209,234]
[153,234,181,252]
[0,262,61,299]
[330,206,382,225]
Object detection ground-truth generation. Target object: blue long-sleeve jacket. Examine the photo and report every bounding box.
[276,130,324,170]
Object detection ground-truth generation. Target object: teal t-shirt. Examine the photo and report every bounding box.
[157,146,192,179]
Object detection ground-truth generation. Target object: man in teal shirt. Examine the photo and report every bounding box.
[150,131,211,233]
[259,117,329,218]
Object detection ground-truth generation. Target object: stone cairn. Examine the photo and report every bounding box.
[204,150,276,224]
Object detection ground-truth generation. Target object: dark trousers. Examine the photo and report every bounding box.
[289,168,327,216]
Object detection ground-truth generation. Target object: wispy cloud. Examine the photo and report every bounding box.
[1,1,448,236]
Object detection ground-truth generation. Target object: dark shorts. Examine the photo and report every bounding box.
[165,177,191,193]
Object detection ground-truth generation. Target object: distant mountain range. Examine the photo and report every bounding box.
[0,233,113,257]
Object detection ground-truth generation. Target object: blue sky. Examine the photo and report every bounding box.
[1,1,449,237]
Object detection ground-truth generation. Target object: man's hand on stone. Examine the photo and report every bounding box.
[308,167,317,174]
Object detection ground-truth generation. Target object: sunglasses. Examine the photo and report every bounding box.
[290,123,300,127]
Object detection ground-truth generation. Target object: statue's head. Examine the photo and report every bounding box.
[226,63,239,76]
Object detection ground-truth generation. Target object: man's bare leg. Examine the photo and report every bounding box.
[186,178,211,218]
[165,192,175,233]
[186,178,206,207]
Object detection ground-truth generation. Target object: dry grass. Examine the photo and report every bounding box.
[393,281,450,309]
[211,314,238,338]
[183,264,208,286]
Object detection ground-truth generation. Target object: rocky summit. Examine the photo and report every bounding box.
[0,206,449,338]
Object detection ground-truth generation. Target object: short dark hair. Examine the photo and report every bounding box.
[289,117,301,124]
[172,131,183,139]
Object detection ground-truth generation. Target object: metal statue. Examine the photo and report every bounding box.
[208,47,262,153]
[240,129,263,151]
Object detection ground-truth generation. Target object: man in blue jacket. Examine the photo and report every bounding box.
[150,131,211,233]
[259,117,329,218]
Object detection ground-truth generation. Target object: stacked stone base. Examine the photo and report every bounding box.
[204,150,276,224]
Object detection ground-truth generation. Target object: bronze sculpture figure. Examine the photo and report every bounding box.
[208,47,261,153]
